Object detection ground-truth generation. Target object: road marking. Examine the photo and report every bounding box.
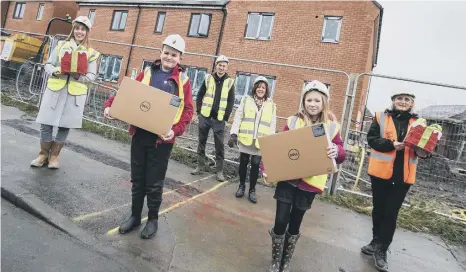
[72,175,215,222]
[106,180,228,236]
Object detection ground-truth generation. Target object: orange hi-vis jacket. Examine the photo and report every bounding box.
[367,112,418,184]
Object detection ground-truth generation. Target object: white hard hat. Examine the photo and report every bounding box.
[162,34,186,54]
[73,16,92,30]
[303,80,329,99]
[215,55,229,64]
[391,91,415,100]
[254,76,268,86]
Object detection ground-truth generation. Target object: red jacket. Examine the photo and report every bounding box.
[104,61,194,144]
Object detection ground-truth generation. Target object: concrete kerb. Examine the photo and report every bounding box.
[1,182,157,272]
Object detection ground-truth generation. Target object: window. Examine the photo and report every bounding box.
[98,55,122,82]
[36,4,44,20]
[13,3,26,19]
[321,16,342,43]
[186,66,208,99]
[110,11,128,31]
[234,72,276,106]
[245,12,274,40]
[88,9,96,25]
[141,60,153,71]
[188,13,211,37]
[154,12,166,34]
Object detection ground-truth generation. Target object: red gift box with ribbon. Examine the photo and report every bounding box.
[60,51,88,74]
[404,118,442,153]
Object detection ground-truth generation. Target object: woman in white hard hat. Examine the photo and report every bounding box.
[31,16,100,169]
[103,34,194,240]
[262,81,346,272]
[228,76,277,203]
[362,91,428,272]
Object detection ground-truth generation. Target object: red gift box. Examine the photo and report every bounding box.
[60,51,88,74]
[404,119,442,153]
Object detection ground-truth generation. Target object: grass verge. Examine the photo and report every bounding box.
[319,192,466,245]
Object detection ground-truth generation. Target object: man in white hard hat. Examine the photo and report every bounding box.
[192,55,236,181]
[104,34,193,239]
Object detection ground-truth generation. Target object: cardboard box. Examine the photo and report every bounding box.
[109,77,181,135]
[258,124,337,183]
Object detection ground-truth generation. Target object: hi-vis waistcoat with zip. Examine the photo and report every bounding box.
[46,41,100,96]
[141,67,187,124]
[367,112,418,184]
[200,74,235,121]
[287,116,340,191]
[238,96,275,149]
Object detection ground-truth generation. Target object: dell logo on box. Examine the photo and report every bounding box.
[288,149,300,160]
[140,101,151,112]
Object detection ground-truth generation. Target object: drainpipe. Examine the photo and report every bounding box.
[125,5,141,76]
[212,3,228,72]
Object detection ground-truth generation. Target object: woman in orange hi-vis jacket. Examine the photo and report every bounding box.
[361,91,429,272]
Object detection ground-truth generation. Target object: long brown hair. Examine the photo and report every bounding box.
[66,23,91,48]
[296,90,334,126]
[251,81,269,100]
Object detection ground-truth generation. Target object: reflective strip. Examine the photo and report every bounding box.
[379,112,386,138]
[202,103,212,107]
[219,107,226,111]
[257,132,267,137]
[409,157,418,165]
[328,122,336,138]
[242,118,255,122]
[370,152,393,161]
[239,129,254,134]
[289,116,298,130]
[259,121,271,127]
[220,98,228,102]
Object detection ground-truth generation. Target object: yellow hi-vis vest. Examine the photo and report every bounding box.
[367,112,418,184]
[46,40,100,96]
[200,74,235,121]
[141,67,186,124]
[287,116,340,191]
[238,96,276,149]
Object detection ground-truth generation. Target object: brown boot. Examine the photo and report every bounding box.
[48,142,64,169]
[30,142,52,167]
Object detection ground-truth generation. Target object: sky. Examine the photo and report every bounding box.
[366,0,466,114]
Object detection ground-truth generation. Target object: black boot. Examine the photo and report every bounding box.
[268,229,285,272]
[248,188,257,203]
[141,219,158,239]
[280,231,301,272]
[235,184,245,198]
[373,244,389,272]
[119,198,143,234]
[361,238,377,255]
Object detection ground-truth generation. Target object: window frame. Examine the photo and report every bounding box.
[13,2,26,19]
[187,13,212,38]
[321,16,342,43]
[154,12,166,34]
[110,10,128,31]
[234,72,276,107]
[185,66,208,99]
[36,3,45,21]
[88,9,96,25]
[244,12,275,41]
[141,59,154,71]
[98,54,123,82]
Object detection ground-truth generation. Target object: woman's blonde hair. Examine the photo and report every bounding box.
[66,23,91,48]
[296,90,335,126]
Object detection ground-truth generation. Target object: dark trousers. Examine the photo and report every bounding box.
[371,177,410,247]
[131,130,173,220]
[197,115,225,162]
[239,152,261,191]
[273,200,307,236]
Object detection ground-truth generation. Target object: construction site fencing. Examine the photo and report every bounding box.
[337,73,466,220]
